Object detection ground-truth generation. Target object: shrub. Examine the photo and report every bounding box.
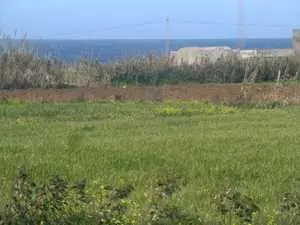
[1,38,300,89]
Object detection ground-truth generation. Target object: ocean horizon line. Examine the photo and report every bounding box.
[1,37,292,41]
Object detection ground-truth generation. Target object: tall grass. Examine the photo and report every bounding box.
[1,38,300,89]
[0,101,300,224]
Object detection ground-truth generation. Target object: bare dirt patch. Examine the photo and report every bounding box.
[0,84,299,103]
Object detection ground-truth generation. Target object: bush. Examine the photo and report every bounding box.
[0,46,66,89]
[1,39,300,89]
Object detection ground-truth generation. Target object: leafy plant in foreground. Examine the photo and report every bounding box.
[0,167,89,225]
[5,167,300,224]
[215,188,260,224]
[91,184,136,225]
[277,192,300,225]
[145,174,200,225]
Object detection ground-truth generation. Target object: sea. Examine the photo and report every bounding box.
[2,39,293,63]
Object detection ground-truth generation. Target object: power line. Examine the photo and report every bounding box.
[173,20,298,29]
[6,19,300,40]
[237,0,245,49]
[28,20,166,39]
[165,17,170,57]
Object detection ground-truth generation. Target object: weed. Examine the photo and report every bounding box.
[2,167,300,224]
[145,174,200,225]
[91,184,137,225]
[214,188,260,224]
[276,192,300,225]
[155,101,239,117]
[0,167,89,225]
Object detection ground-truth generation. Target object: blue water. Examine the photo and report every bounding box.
[7,39,293,63]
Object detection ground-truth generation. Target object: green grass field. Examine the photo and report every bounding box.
[1,100,300,223]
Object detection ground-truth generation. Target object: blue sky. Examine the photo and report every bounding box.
[1,0,299,39]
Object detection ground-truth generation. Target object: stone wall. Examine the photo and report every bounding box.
[170,46,234,65]
[170,29,300,66]
[170,47,295,65]
[293,29,300,56]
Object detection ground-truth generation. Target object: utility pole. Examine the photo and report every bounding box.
[237,0,245,50]
[165,17,170,60]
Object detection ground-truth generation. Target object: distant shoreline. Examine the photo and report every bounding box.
[1,38,292,41]
[0,38,294,62]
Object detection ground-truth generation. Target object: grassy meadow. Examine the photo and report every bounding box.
[0,100,300,224]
